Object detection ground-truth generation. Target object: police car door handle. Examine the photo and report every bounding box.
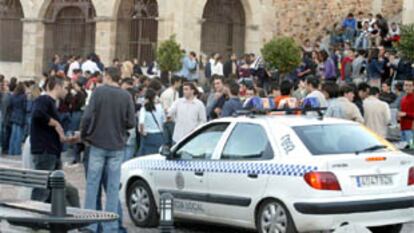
[248,173,258,179]
[195,171,204,176]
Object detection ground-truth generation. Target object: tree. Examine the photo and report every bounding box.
[397,24,414,62]
[156,35,183,73]
[261,37,302,75]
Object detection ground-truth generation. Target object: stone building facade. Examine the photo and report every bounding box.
[0,0,410,80]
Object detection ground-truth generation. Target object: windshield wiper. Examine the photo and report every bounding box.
[355,145,388,155]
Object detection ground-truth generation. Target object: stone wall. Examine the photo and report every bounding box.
[270,0,403,42]
[0,0,406,80]
[382,0,404,18]
[403,0,414,24]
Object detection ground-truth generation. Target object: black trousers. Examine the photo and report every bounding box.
[31,153,80,207]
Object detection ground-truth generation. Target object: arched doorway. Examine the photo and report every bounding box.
[43,0,96,70]
[116,0,158,65]
[201,0,245,58]
[0,0,24,62]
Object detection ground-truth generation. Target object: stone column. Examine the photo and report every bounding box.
[245,24,262,54]
[20,18,45,80]
[403,0,414,24]
[156,0,207,55]
[156,13,175,43]
[94,16,117,66]
[180,17,205,54]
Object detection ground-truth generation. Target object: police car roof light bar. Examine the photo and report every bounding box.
[234,107,327,120]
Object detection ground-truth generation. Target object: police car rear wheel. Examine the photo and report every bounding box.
[369,224,402,233]
[257,200,296,233]
[127,180,158,227]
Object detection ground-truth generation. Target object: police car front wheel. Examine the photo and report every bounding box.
[127,179,158,227]
[257,199,297,233]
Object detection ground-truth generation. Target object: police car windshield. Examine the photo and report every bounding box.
[292,124,390,155]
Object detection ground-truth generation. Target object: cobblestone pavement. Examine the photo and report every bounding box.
[0,155,413,233]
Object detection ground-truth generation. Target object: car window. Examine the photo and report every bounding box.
[221,123,274,160]
[293,124,389,155]
[175,123,229,160]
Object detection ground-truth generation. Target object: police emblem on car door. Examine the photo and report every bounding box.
[155,123,230,216]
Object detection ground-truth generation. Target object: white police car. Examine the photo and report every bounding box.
[120,110,414,233]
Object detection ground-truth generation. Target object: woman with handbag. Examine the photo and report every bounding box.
[138,88,165,156]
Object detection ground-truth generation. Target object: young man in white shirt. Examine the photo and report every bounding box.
[160,76,182,112]
[363,87,391,138]
[331,85,364,123]
[304,77,328,108]
[160,76,182,146]
[168,82,206,143]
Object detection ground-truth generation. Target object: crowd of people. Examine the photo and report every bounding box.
[0,10,413,233]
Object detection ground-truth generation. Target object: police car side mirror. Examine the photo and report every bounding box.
[159,145,173,159]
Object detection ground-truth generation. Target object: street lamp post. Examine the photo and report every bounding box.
[159,193,174,233]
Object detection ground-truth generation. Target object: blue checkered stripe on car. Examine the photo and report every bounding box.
[132,160,318,177]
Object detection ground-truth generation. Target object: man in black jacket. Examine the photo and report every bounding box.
[30,76,69,201]
[223,53,239,78]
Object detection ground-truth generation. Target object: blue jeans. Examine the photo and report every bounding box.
[163,122,175,147]
[70,111,83,163]
[2,123,11,153]
[401,130,413,145]
[25,115,31,138]
[9,124,23,155]
[138,132,164,156]
[84,146,123,233]
[355,35,369,50]
[69,111,83,131]
[124,145,136,162]
[83,146,127,233]
[59,112,71,132]
[344,27,356,42]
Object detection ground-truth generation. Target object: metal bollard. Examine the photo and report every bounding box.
[49,170,67,233]
[159,192,175,233]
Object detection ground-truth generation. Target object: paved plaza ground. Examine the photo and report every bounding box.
[0,154,413,233]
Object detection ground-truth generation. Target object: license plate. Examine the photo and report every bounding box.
[356,175,393,187]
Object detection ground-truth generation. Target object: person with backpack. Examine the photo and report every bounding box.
[138,88,165,156]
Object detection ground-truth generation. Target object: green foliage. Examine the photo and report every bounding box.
[397,24,414,62]
[261,37,302,74]
[156,35,183,72]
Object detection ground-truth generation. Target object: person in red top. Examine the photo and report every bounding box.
[398,79,414,146]
[341,49,354,83]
